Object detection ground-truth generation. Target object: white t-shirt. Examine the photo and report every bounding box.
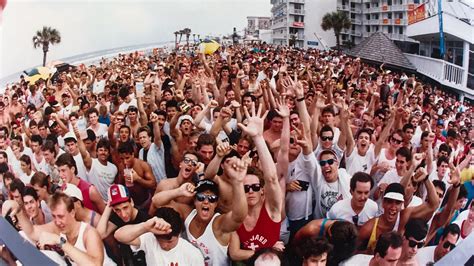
[139,142,166,183]
[327,198,378,226]
[340,254,372,266]
[73,153,88,181]
[378,169,402,186]
[87,123,108,139]
[132,232,204,266]
[118,98,138,113]
[87,158,118,201]
[415,246,436,266]
[312,168,352,219]
[345,145,377,176]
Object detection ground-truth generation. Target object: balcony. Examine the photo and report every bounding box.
[381,5,391,12]
[364,6,380,13]
[350,7,362,14]
[369,19,381,25]
[337,4,350,11]
[290,21,305,28]
[289,8,305,15]
[405,53,469,94]
[388,33,405,40]
[350,30,362,37]
[351,18,362,24]
[391,4,406,12]
[289,0,305,3]
[272,20,288,29]
[272,32,288,40]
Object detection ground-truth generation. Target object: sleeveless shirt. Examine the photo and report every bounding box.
[184,209,228,266]
[77,179,99,213]
[236,202,281,251]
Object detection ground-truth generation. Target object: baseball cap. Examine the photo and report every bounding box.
[195,179,219,196]
[63,183,83,201]
[108,184,130,206]
[177,115,194,126]
[63,131,77,142]
[383,183,405,202]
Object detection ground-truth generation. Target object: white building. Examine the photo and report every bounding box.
[270,0,336,50]
[246,16,271,37]
[405,0,473,99]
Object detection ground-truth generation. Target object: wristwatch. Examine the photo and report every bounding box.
[58,236,67,248]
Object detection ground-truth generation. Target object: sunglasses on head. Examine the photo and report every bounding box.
[321,136,334,141]
[443,241,456,250]
[183,157,197,167]
[408,239,424,248]
[244,183,261,193]
[319,158,335,167]
[196,193,218,203]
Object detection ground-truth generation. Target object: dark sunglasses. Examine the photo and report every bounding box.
[443,241,456,250]
[196,193,218,203]
[319,159,336,167]
[244,184,261,193]
[391,138,403,144]
[408,239,424,248]
[378,115,386,120]
[321,136,334,141]
[183,157,197,167]
[290,137,295,144]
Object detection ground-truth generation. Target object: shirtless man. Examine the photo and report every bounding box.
[263,110,283,145]
[2,193,104,265]
[117,141,157,211]
[149,151,200,216]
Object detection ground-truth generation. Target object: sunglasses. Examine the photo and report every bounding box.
[183,157,197,167]
[196,193,218,203]
[408,239,424,248]
[443,241,456,250]
[321,136,334,141]
[378,115,386,120]
[319,159,336,167]
[391,138,403,144]
[290,137,295,144]
[244,183,261,193]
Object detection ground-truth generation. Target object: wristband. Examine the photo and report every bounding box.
[296,97,305,102]
[453,182,461,188]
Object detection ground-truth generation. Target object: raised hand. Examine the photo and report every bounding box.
[178,183,196,198]
[38,232,61,249]
[150,112,159,123]
[447,163,461,187]
[216,141,233,157]
[412,153,425,168]
[238,102,268,138]
[274,95,290,118]
[146,217,172,235]
[412,167,428,183]
[222,156,248,183]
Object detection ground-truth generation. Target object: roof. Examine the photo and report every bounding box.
[347,32,416,71]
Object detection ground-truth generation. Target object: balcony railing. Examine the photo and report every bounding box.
[391,4,405,12]
[337,4,350,11]
[369,19,381,25]
[350,30,362,37]
[289,8,305,15]
[289,0,305,3]
[351,18,362,24]
[350,7,362,13]
[405,53,467,92]
[272,20,288,28]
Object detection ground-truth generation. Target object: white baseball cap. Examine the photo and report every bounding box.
[63,183,83,201]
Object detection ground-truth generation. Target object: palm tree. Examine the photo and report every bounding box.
[32,26,61,66]
[174,31,179,50]
[321,11,351,50]
[178,30,184,45]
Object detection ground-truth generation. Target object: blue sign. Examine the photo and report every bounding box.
[307,41,319,46]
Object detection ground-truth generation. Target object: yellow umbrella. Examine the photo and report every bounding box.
[199,39,220,55]
[25,67,52,83]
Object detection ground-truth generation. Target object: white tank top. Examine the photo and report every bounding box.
[184,209,229,266]
[378,148,396,168]
[68,222,116,266]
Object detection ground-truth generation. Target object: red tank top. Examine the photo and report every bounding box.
[77,179,99,213]
[236,202,281,251]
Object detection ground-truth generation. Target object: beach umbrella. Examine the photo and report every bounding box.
[25,66,52,83]
[199,39,220,55]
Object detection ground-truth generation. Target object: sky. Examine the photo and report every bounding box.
[0,0,271,79]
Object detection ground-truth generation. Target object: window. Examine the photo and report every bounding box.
[366,26,371,32]
[388,13,392,19]
[388,26,393,33]
[366,14,370,20]
[399,13,403,19]
[388,0,392,5]
[399,27,403,34]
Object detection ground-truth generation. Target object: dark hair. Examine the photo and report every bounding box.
[41,140,57,156]
[96,138,111,152]
[402,123,415,132]
[166,99,179,109]
[30,134,43,146]
[9,178,26,194]
[320,125,334,136]
[432,180,446,195]
[118,141,135,154]
[395,147,412,162]
[350,172,374,191]
[154,109,167,119]
[22,186,39,201]
[296,237,333,262]
[0,151,7,161]
[356,128,373,139]
[154,207,182,237]
[2,172,14,183]
[447,129,457,139]
[86,107,99,118]
[19,154,31,166]
[438,143,452,156]
[137,126,152,137]
[436,156,449,167]
[266,109,282,121]
[0,162,9,174]
[322,106,336,116]
[374,231,403,258]
[441,223,460,240]
[327,221,358,265]
[55,153,78,175]
[119,86,130,99]
[197,133,216,151]
[404,218,428,241]
[30,172,50,190]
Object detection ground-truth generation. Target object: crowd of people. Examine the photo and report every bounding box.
[0,42,473,266]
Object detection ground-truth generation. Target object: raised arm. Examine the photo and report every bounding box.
[137,97,148,126]
[150,183,194,219]
[149,112,162,147]
[374,108,396,158]
[405,167,440,221]
[73,122,93,171]
[238,103,282,220]
[114,216,171,247]
[96,203,118,239]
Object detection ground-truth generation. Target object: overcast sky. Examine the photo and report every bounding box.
[0,0,271,79]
